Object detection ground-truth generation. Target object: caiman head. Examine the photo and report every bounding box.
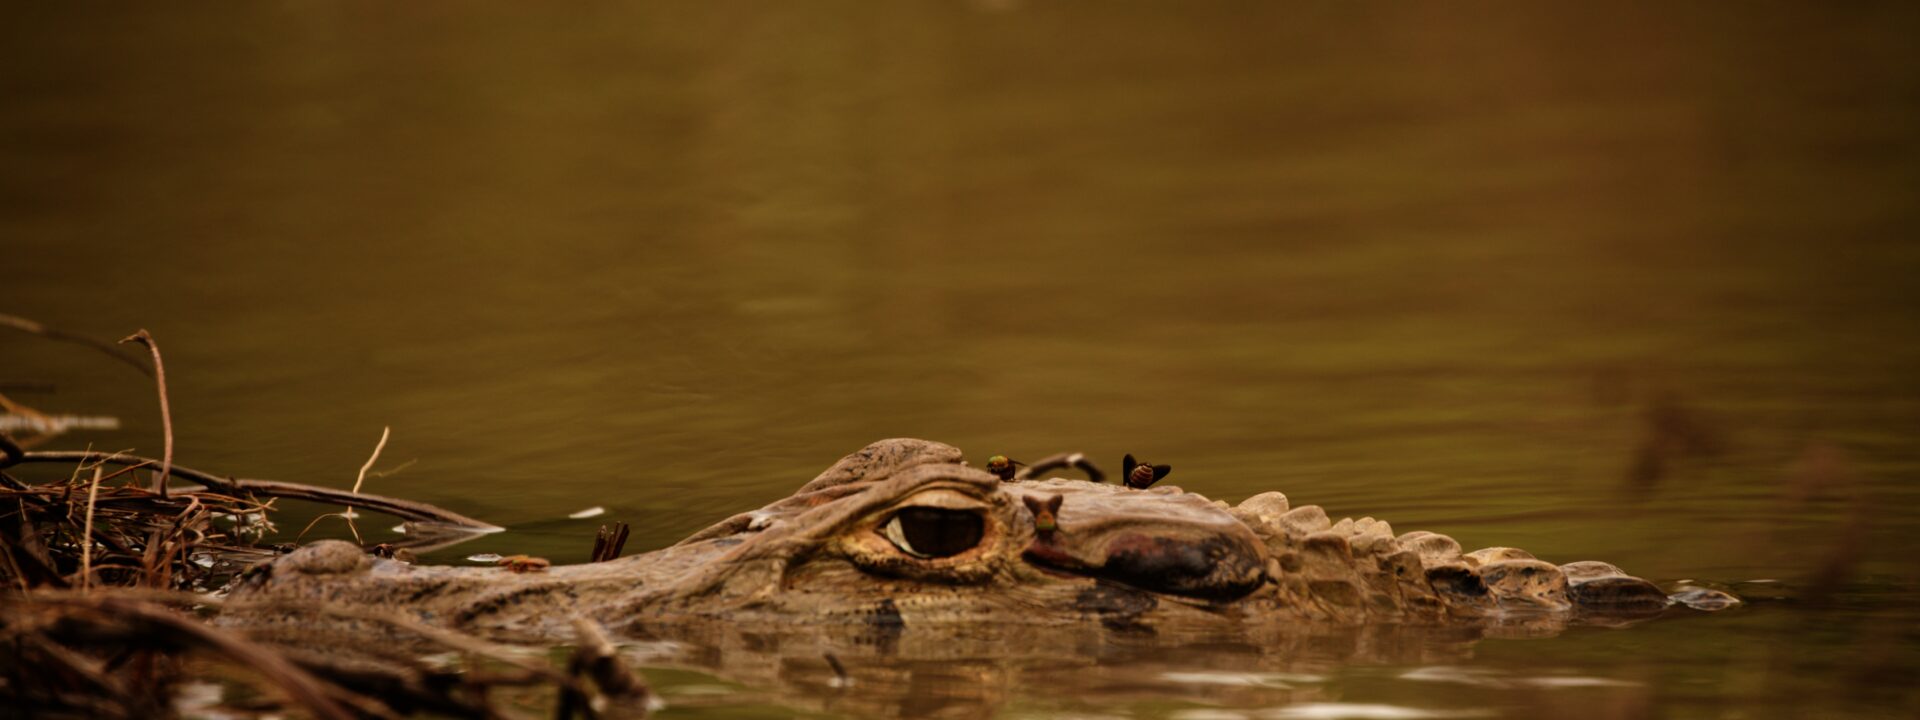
[602,438,1735,631]
[237,438,1736,640]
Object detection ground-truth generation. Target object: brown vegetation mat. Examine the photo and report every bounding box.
[1,317,648,718]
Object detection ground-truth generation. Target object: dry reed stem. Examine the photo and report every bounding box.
[117,330,173,496]
[298,426,394,545]
[354,426,390,495]
[79,466,102,594]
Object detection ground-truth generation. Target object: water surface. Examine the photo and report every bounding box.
[4,3,1919,718]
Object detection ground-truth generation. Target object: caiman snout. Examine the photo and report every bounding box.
[1099,532,1266,601]
[1017,484,1269,602]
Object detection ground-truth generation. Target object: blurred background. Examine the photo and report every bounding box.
[4,2,1918,718]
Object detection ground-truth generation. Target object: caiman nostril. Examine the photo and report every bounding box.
[1098,533,1264,601]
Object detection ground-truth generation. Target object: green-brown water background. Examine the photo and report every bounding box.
[5,2,1919,718]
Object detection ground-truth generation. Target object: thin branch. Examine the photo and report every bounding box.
[80,466,102,594]
[353,426,389,495]
[0,313,153,377]
[8,450,500,530]
[295,511,361,546]
[117,330,173,496]
[1014,452,1107,483]
[92,459,158,487]
[322,425,392,545]
[364,457,417,480]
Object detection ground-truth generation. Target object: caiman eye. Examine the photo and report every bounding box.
[881,507,984,559]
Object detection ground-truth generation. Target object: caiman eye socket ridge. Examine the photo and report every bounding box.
[881,507,985,559]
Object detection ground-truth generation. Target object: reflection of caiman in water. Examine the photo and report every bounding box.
[229,438,1739,714]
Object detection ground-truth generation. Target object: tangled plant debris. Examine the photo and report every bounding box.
[0,318,650,719]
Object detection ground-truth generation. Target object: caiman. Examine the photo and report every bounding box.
[227,438,1738,643]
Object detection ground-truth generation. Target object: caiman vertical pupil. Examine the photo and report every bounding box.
[885,508,984,558]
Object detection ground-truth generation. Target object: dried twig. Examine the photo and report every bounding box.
[1014,452,1106,483]
[79,467,102,594]
[0,313,153,378]
[365,458,418,480]
[297,425,392,546]
[355,426,390,495]
[5,450,499,530]
[591,522,631,563]
[117,330,173,496]
[4,479,273,592]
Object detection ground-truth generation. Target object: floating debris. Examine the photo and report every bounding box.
[496,554,551,573]
[1268,703,1494,719]
[1398,666,1639,690]
[1157,671,1323,688]
[569,506,607,519]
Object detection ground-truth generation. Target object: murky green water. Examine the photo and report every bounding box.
[6,2,1920,718]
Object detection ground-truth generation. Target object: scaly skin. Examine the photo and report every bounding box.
[227,438,1737,643]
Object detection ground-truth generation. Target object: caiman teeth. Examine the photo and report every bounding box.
[883,516,932,558]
